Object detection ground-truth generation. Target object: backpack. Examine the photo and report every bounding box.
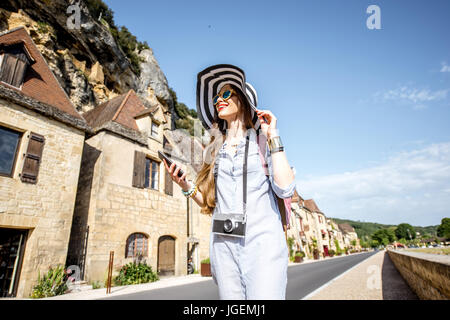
[256,134,292,242]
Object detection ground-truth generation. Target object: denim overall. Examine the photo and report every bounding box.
[209,129,296,299]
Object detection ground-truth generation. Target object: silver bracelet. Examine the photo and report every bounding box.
[268,136,284,153]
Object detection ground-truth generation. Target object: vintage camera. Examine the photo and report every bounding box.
[212,213,246,238]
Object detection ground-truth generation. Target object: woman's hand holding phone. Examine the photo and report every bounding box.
[162,159,190,191]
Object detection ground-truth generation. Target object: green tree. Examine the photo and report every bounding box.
[370,239,379,248]
[437,218,450,239]
[395,223,416,240]
[334,239,341,254]
[372,228,396,245]
[169,88,199,136]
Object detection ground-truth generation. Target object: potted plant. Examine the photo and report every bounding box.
[312,238,320,260]
[328,249,335,257]
[294,251,305,263]
[200,258,211,277]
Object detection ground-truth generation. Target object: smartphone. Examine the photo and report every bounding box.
[158,151,184,178]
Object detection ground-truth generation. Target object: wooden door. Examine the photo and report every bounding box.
[323,245,329,257]
[158,236,175,276]
[0,228,27,297]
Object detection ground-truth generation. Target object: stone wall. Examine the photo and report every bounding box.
[0,99,85,298]
[387,249,450,300]
[68,131,211,284]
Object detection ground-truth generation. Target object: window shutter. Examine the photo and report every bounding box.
[21,132,45,184]
[11,58,27,88]
[132,150,146,188]
[0,54,17,85]
[164,169,173,196]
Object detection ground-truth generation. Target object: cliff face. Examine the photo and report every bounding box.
[0,0,174,116]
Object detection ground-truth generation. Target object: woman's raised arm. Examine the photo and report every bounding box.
[162,159,205,208]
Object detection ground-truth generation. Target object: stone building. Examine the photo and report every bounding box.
[328,219,345,253]
[66,89,211,284]
[288,191,311,258]
[0,27,90,298]
[338,223,361,251]
[303,199,330,257]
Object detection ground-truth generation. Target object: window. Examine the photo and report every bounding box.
[0,44,31,88]
[0,126,21,177]
[151,122,159,138]
[144,158,159,190]
[125,233,148,258]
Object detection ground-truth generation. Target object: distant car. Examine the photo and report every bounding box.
[427,245,433,248]
[421,245,426,248]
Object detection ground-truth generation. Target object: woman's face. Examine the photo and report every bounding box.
[215,84,242,120]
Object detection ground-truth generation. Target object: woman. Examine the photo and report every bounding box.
[163,64,296,299]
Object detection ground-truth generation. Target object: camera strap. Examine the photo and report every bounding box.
[214,131,251,217]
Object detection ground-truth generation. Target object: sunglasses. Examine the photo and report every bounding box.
[213,89,237,106]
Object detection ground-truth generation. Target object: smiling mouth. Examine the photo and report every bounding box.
[217,104,228,111]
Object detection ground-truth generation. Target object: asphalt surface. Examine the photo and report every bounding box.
[100,251,377,300]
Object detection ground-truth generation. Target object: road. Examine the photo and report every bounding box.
[100,251,377,300]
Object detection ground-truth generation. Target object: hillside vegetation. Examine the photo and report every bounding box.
[330,217,439,241]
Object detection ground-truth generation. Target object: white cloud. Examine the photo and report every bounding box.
[297,142,450,226]
[441,62,450,73]
[374,85,448,105]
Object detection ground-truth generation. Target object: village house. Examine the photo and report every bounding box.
[328,219,345,253]
[288,191,312,259]
[303,199,331,257]
[66,88,211,285]
[338,223,361,251]
[0,27,90,298]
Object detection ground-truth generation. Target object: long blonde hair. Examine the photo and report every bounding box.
[195,85,255,215]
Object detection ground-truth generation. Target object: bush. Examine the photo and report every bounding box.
[201,258,210,264]
[295,251,305,258]
[113,262,159,286]
[287,237,295,258]
[328,249,335,257]
[30,265,69,298]
[91,281,103,289]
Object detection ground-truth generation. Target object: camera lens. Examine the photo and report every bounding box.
[223,219,234,233]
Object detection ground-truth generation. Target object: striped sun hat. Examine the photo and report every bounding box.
[196,64,260,132]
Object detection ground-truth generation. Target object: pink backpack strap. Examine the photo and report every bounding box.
[284,198,292,228]
[256,134,269,176]
[257,134,292,228]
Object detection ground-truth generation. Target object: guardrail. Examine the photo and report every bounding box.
[387,249,450,300]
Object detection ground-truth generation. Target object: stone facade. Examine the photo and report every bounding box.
[0,26,89,298]
[287,192,361,261]
[0,98,85,298]
[67,130,211,283]
[66,90,212,285]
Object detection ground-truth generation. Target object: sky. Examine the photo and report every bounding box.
[103,0,450,227]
